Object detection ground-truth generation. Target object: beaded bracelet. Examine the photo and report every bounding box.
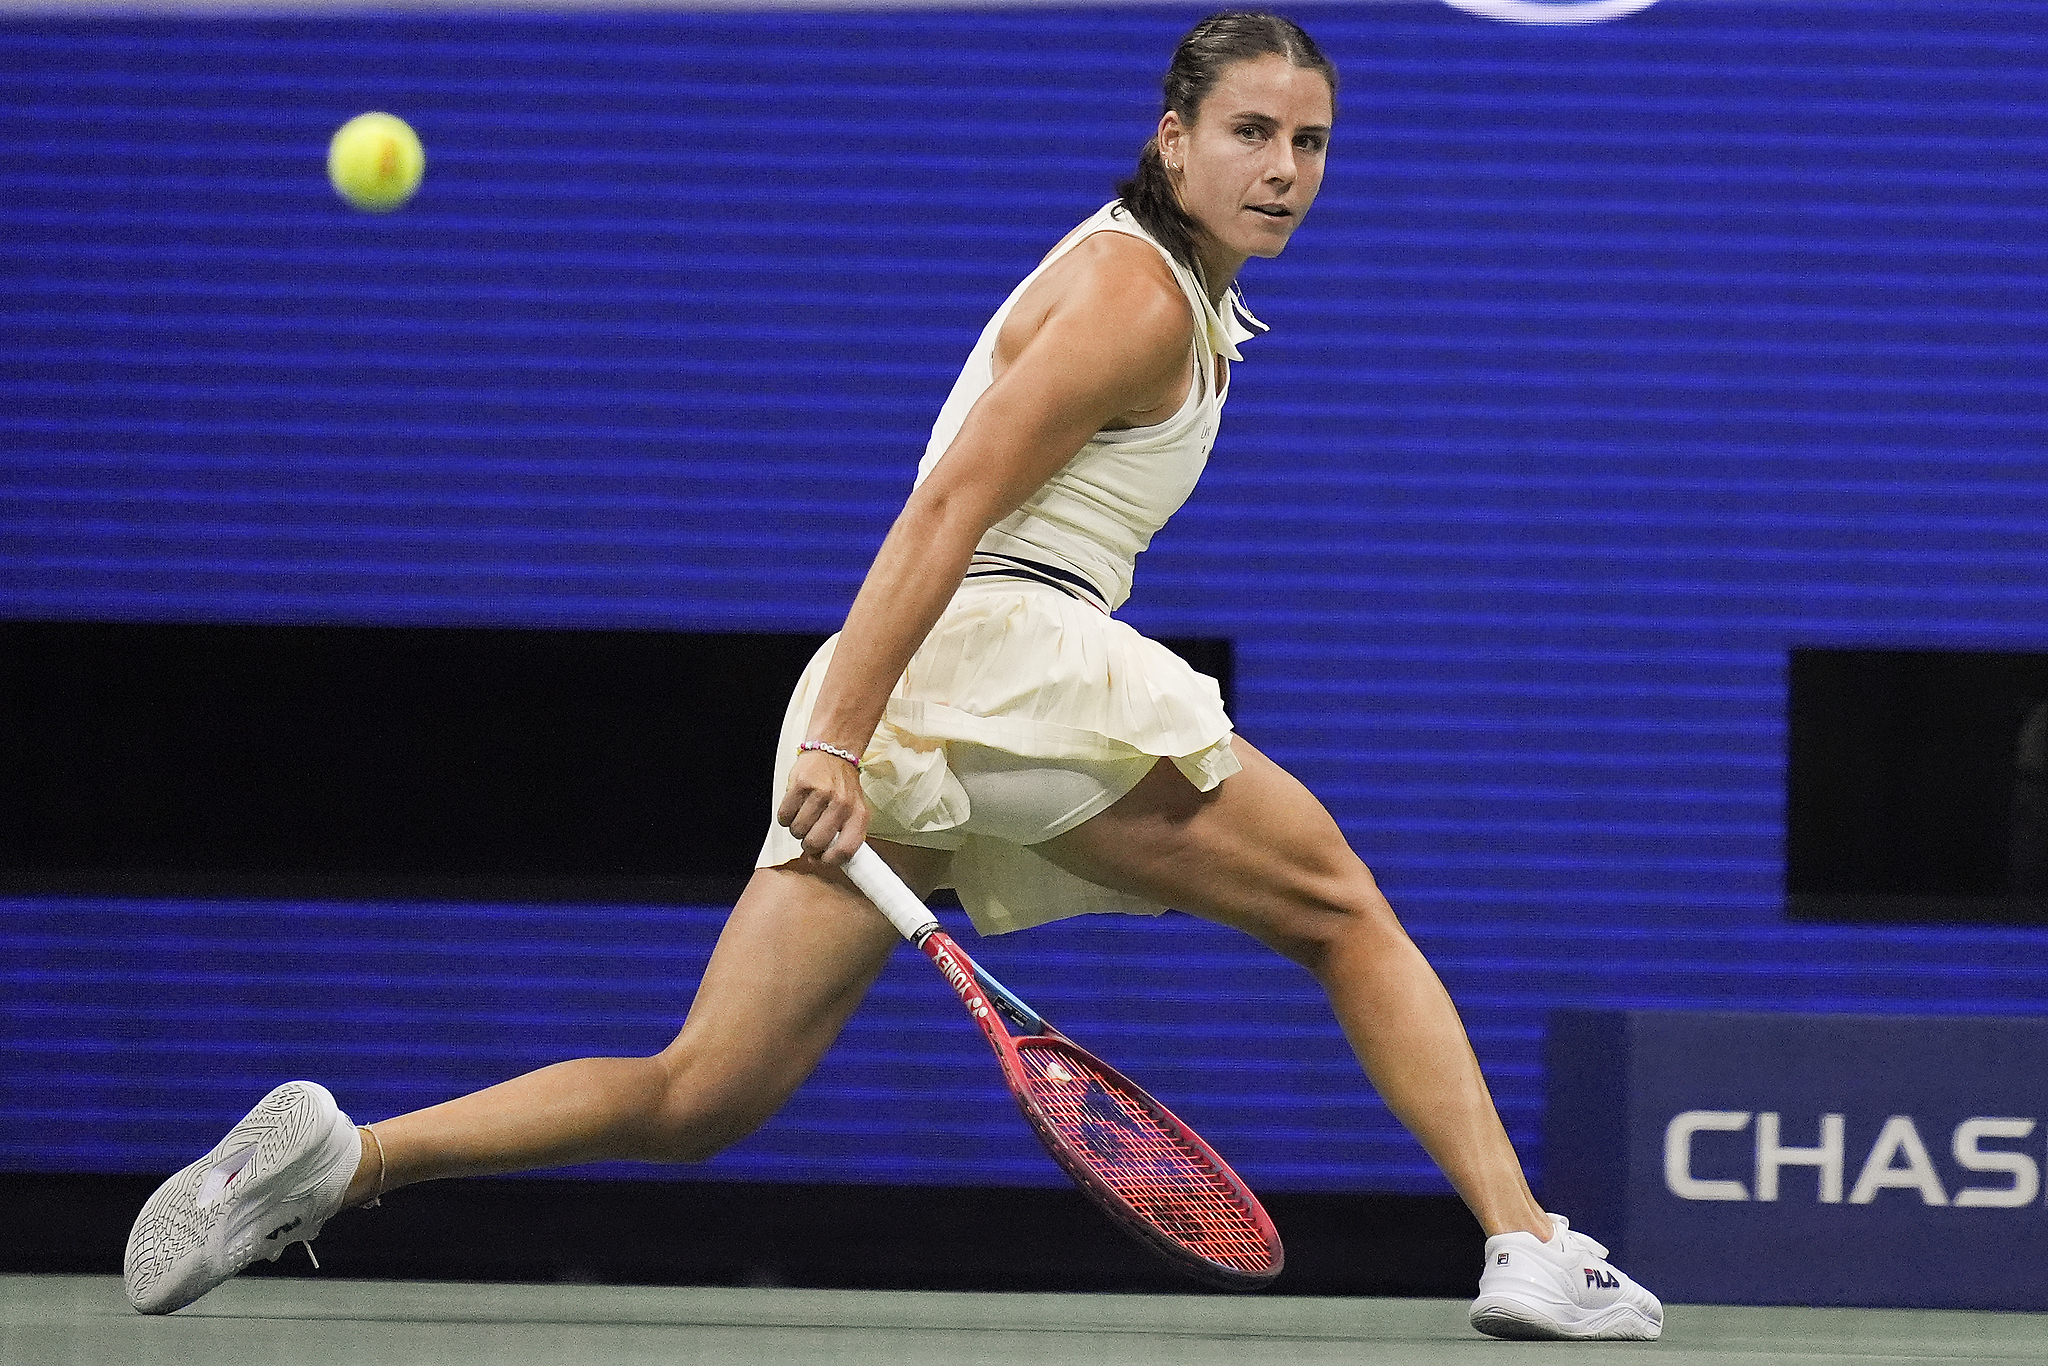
[797,739,862,769]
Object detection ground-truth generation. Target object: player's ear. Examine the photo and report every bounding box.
[1157,110,1187,171]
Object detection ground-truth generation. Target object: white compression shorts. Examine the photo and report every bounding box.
[877,740,1158,851]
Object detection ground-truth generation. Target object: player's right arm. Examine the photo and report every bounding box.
[778,234,1197,863]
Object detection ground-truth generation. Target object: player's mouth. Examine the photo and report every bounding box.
[1247,203,1293,219]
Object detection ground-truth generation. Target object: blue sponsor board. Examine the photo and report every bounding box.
[1545,1011,2048,1310]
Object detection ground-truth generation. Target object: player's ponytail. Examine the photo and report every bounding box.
[1118,136,1198,283]
[1118,12,1338,290]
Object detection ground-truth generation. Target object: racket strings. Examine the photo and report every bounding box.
[1017,1044,1276,1274]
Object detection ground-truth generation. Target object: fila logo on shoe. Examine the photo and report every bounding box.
[1584,1268,1620,1289]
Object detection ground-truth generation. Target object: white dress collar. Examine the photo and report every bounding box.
[1210,288,1268,363]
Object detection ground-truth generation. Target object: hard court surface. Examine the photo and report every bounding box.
[9,1277,2048,1366]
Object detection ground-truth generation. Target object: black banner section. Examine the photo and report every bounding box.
[1787,648,2048,926]
[0,622,1232,905]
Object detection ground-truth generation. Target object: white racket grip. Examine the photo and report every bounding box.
[845,845,941,943]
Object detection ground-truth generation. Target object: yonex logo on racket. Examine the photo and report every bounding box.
[931,946,989,1017]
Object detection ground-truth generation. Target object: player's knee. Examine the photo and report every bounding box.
[1260,863,1409,978]
[633,1057,789,1164]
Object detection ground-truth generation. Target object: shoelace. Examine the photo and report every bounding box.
[292,1125,387,1273]
[1563,1230,1610,1260]
[263,1126,388,1276]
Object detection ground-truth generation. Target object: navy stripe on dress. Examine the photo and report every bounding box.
[964,552,1109,612]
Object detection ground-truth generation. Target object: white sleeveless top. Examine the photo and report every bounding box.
[913,200,1267,611]
[759,202,1264,935]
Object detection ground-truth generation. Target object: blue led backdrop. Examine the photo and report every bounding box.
[4,0,2047,1192]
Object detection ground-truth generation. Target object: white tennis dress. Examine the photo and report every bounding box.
[757,200,1267,934]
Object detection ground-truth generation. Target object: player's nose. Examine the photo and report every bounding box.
[1263,144,1296,186]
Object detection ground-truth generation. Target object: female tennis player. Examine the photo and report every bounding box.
[125,12,1660,1341]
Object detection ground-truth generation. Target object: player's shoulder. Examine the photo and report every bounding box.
[1026,229,1194,358]
[1056,230,1190,320]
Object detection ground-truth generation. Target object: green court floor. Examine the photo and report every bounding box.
[8,1276,2047,1365]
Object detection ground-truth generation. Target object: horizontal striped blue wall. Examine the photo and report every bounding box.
[5,0,2048,1194]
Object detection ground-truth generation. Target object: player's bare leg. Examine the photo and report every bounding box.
[1037,737,1551,1241]
[336,842,950,1206]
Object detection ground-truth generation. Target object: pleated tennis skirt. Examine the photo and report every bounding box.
[756,576,1239,935]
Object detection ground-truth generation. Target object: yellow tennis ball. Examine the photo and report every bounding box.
[327,112,425,213]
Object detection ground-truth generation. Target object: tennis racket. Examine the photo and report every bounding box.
[843,844,1284,1289]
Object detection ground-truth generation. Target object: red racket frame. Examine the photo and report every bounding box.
[915,924,1285,1289]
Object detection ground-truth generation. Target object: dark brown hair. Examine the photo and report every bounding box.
[1117,12,1338,284]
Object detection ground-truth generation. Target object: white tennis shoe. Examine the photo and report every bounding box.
[1469,1213,1663,1341]
[124,1080,362,1315]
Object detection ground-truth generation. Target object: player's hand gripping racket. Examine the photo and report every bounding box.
[843,844,1284,1289]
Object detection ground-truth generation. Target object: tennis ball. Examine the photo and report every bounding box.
[327,112,425,213]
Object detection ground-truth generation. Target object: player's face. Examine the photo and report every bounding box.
[1159,54,1333,285]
